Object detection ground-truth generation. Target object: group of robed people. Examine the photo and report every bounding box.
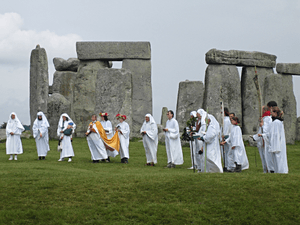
[5,101,288,174]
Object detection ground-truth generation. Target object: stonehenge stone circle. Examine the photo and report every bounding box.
[205,49,277,68]
[276,63,300,75]
[30,45,49,130]
[30,42,152,139]
[176,80,204,131]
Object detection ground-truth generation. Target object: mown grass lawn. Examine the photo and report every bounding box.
[0,138,299,225]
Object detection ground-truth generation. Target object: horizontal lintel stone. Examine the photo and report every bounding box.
[205,48,277,68]
[76,42,151,60]
[276,63,300,75]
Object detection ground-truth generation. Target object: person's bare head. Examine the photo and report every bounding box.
[11,114,15,119]
[145,116,150,122]
[91,114,97,121]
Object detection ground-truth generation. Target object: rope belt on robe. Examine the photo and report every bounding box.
[88,121,120,152]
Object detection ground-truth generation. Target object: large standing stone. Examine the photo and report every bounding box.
[206,49,277,68]
[53,58,79,72]
[76,42,151,60]
[203,65,242,124]
[264,73,297,144]
[176,80,204,131]
[95,68,132,133]
[160,107,168,126]
[47,93,71,139]
[276,63,300,75]
[241,67,274,134]
[296,117,300,141]
[73,60,110,137]
[30,45,49,130]
[122,59,152,137]
[52,71,77,105]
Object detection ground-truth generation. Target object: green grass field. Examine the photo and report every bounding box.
[0,138,299,225]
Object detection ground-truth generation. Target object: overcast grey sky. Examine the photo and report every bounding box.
[0,0,299,125]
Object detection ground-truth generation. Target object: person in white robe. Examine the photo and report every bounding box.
[163,110,184,168]
[195,109,208,172]
[32,111,50,160]
[57,113,76,162]
[222,116,249,172]
[100,112,118,160]
[187,111,198,170]
[115,114,130,164]
[140,114,158,166]
[253,106,272,173]
[200,114,223,173]
[220,108,233,172]
[6,112,25,160]
[85,114,108,163]
[259,107,288,174]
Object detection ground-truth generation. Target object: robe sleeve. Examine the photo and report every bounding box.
[230,126,244,148]
[269,121,282,153]
[146,123,158,141]
[105,121,113,135]
[168,120,179,139]
[120,123,130,139]
[203,126,217,144]
[32,122,39,138]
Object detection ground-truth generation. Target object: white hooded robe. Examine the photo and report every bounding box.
[6,112,24,155]
[140,114,158,164]
[32,112,50,157]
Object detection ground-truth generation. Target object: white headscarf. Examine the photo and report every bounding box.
[58,113,76,130]
[6,112,24,132]
[145,113,156,125]
[208,114,220,134]
[197,108,207,125]
[190,111,197,118]
[34,111,50,128]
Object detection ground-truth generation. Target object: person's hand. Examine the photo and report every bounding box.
[163,128,168,132]
[259,118,264,127]
[85,132,89,136]
[232,146,235,150]
[40,133,42,138]
[258,134,262,137]
[61,136,63,140]
[60,130,64,133]
[10,132,14,135]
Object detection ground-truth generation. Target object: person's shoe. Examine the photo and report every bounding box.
[164,162,172,168]
[124,158,129,164]
[9,155,13,160]
[187,166,194,169]
[197,169,202,173]
[145,163,151,166]
[58,158,64,162]
[38,157,41,160]
[106,157,110,162]
[270,170,274,173]
[14,155,17,161]
[223,167,228,172]
[68,158,72,162]
[42,157,45,160]
[121,158,124,163]
[151,162,155,166]
[171,163,176,168]
[234,164,241,173]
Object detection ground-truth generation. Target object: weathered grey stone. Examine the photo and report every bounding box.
[76,42,151,60]
[73,60,110,137]
[49,85,53,94]
[242,135,257,147]
[52,71,77,105]
[30,45,49,131]
[122,59,152,137]
[276,63,300,75]
[176,80,204,132]
[264,73,297,144]
[296,117,300,141]
[206,49,277,68]
[53,57,79,72]
[160,107,168,126]
[157,124,164,134]
[95,68,132,135]
[203,65,242,125]
[47,93,71,139]
[241,67,274,134]
[158,132,165,143]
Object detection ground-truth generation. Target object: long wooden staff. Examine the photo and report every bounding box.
[253,66,262,167]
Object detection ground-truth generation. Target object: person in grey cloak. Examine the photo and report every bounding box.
[140,114,158,166]
[6,112,25,161]
[32,111,50,160]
